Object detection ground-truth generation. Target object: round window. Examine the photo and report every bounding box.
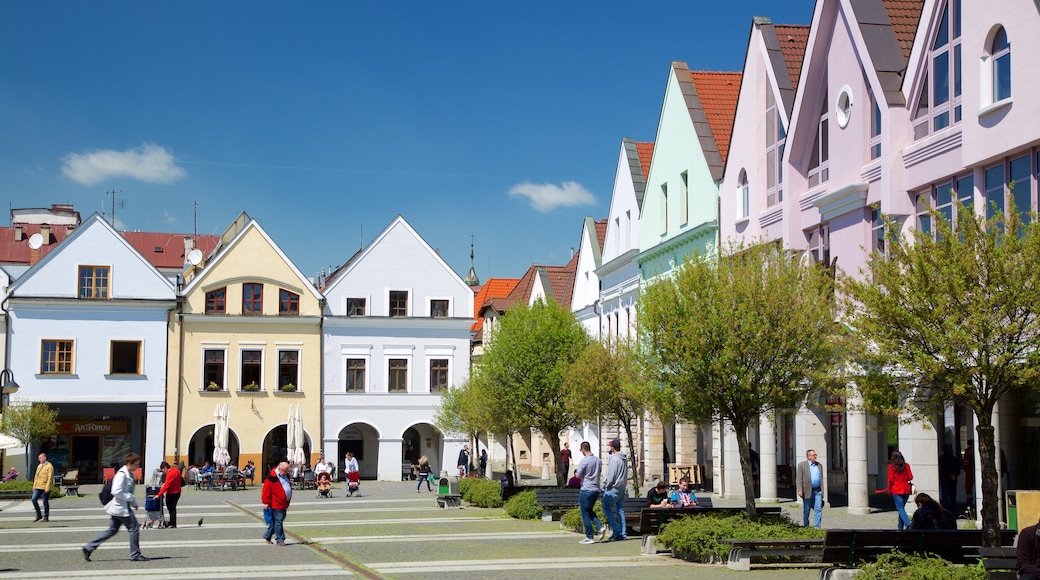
[836,86,853,129]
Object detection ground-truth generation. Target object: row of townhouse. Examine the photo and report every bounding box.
[568,0,1040,517]
[1,207,473,482]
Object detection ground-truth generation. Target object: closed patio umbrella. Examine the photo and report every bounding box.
[213,403,231,468]
[286,404,298,464]
[292,404,306,466]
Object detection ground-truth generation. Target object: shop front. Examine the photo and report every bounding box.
[45,418,133,483]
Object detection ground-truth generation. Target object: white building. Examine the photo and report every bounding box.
[321,216,473,481]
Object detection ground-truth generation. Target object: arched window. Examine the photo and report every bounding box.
[738,170,749,219]
[990,26,1011,102]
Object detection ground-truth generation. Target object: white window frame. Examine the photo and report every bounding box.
[239,346,266,391]
[765,87,785,207]
[679,171,689,226]
[201,344,229,391]
[276,348,300,392]
[913,0,962,139]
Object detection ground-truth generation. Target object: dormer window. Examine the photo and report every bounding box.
[430,299,449,318]
[78,266,110,299]
[242,283,263,315]
[279,289,299,316]
[389,291,408,317]
[205,287,226,314]
[346,298,366,317]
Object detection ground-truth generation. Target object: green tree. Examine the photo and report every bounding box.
[1,400,61,467]
[564,338,647,495]
[639,244,840,516]
[841,200,1040,546]
[435,375,519,476]
[479,299,591,486]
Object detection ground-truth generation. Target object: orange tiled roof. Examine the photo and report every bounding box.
[594,219,608,255]
[689,71,743,165]
[773,25,810,91]
[883,0,925,59]
[472,277,519,319]
[636,142,654,181]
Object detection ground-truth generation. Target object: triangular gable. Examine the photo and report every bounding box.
[182,216,323,304]
[8,213,174,299]
[571,217,605,311]
[322,215,472,308]
[761,21,811,118]
[689,71,743,177]
[603,139,649,263]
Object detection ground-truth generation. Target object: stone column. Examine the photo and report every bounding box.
[759,410,778,503]
[711,421,723,496]
[377,437,404,481]
[846,387,870,515]
[898,415,938,520]
[145,401,166,474]
[796,403,828,504]
[723,421,742,499]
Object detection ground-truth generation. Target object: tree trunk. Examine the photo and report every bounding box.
[735,424,758,518]
[622,419,640,497]
[976,420,1001,547]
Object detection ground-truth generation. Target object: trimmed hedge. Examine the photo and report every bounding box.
[504,490,540,520]
[856,551,984,580]
[0,480,61,498]
[656,511,824,562]
[462,478,503,508]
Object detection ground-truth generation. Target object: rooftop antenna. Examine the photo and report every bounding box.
[193,201,198,242]
[359,225,364,251]
[106,158,123,228]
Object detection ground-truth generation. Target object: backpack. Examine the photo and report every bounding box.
[99,478,114,505]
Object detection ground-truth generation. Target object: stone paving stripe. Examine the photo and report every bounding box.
[314,530,569,543]
[0,564,353,579]
[368,556,679,574]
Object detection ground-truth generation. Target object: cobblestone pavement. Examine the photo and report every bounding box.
[0,479,919,579]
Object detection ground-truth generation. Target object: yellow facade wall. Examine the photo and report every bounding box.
[165,224,323,473]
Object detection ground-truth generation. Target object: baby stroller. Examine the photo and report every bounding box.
[315,471,333,498]
[144,486,166,529]
[346,471,360,497]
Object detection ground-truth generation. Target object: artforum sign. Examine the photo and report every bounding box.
[59,421,128,435]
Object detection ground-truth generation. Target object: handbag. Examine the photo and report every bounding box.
[263,506,272,526]
[910,481,917,495]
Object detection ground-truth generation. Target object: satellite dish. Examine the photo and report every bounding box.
[27,233,44,250]
[187,249,203,266]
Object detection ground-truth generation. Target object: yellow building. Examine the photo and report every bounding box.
[165,214,324,473]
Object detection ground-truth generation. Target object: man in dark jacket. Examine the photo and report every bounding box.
[1018,518,1040,580]
[262,461,292,546]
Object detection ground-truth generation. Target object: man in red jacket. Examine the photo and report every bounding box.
[261,461,292,546]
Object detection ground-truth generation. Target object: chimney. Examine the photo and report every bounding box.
[14,225,22,241]
[29,247,41,267]
[40,225,50,245]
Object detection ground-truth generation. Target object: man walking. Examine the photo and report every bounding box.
[31,452,53,522]
[796,449,824,528]
[457,445,470,476]
[601,439,628,541]
[262,461,293,546]
[82,452,148,562]
[575,441,604,544]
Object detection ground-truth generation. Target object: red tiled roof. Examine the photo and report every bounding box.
[0,223,74,265]
[883,0,925,59]
[774,25,810,91]
[545,252,579,307]
[121,232,221,270]
[0,224,220,271]
[689,71,743,165]
[636,142,654,181]
[472,277,519,319]
[594,219,608,255]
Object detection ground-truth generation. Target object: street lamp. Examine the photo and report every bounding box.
[0,369,19,412]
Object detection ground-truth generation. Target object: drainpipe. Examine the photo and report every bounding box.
[173,290,186,464]
[318,298,326,467]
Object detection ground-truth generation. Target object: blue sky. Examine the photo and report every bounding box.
[1,1,812,283]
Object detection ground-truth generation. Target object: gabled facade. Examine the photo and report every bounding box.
[571,217,607,337]
[166,213,324,474]
[637,63,741,280]
[321,215,473,481]
[593,139,652,343]
[5,214,175,480]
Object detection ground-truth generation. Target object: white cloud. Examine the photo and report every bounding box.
[164,210,177,225]
[508,181,595,213]
[61,143,186,186]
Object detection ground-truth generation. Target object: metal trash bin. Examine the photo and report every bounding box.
[437,475,461,508]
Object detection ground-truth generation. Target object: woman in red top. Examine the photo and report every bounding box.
[876,450,914,530]
[155,461,183,528]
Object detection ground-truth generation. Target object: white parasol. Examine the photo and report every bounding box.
[292,404,306,466]
[286,404,298,464]
[213,403,231,468]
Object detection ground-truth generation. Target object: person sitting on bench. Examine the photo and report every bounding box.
[670,477,697,507]
[646,480,670,508]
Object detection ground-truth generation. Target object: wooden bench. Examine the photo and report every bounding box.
[500,485,532,502]
[623,497,649,534]
[979,546,1017,580]
[62,469,80,497]
[535,488,580,521]
[819,529,1017,579]
[722,538,824,571]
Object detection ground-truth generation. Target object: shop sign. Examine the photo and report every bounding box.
[59,421,128,435]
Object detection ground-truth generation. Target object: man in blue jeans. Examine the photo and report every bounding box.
[575,441,603,544]
[601,439,628,541]
[31,453,53,522]
[796,449,824,528]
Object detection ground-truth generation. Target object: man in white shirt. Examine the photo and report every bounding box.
[83,452,149,562]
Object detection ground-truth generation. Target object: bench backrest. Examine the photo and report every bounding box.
[638,505,782,535]
[822,529,1017,567]
[534,488,581,505]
